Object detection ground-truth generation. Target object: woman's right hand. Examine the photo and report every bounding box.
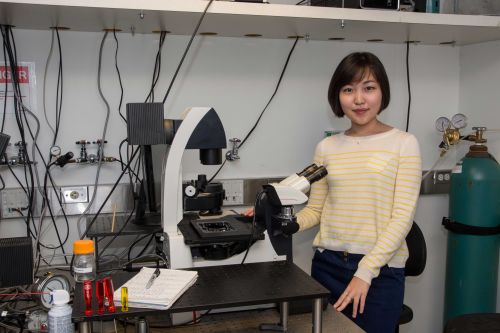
[241,208,254,217]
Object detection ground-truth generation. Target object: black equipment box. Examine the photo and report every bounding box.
[0,237,33,287]
[361,0,398,9]
[310,0,428,11]
[310,0,360,8]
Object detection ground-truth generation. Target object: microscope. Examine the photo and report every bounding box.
[125,103,327,270]
[255,164,328,261]
[126,104,280,269]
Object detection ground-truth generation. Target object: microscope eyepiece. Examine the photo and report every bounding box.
[297,163,319,178]
[306,166,327,184]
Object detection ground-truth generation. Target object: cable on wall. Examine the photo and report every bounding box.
[145,31,167,103]
[1,39,8,132]
[42,28,56,138]
[53,28,64,145]
[0,173,5,191]
[161,0,215,105]
[405,40,412,132]
[208,37,300,183]
[113,30,125,123]
[1,25,36,236]
[1,26,72,270]
[2,27,46,240]
[39,27,73,261]
[76,31,112,237]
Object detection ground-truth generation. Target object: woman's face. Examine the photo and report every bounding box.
[339,71,382,130]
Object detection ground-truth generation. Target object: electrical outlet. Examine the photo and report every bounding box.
[420,169,452,195]
[60,186,88,204]
[220,179,244,206]
[1,188,34,219]
[434,170,451,184]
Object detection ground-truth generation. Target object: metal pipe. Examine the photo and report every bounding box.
[312,298,322,333]
[280,301,289,331]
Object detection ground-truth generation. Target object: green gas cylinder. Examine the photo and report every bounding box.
[443,127,500,324]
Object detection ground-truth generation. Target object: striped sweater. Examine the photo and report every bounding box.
[297,128,422,285]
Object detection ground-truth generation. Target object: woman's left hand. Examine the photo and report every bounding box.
[333,276,370,318]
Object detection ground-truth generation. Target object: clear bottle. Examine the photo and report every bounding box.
[72,239,96,282]
[48,290,74,333]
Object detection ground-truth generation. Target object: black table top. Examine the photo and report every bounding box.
[72,261,329,322]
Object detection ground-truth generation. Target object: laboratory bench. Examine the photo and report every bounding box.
[72,261,331,333]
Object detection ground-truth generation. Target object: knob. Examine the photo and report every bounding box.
[225,138,241,161]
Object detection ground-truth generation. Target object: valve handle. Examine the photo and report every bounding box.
[225,138,241,161]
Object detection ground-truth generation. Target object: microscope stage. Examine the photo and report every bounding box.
[178,214,264,245]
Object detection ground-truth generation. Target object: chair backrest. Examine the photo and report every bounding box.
[405,221,427,277]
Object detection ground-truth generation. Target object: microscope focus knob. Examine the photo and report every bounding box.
[184,184,198,198]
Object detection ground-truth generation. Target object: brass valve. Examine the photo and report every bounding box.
[468,127,487,144]
[443,128,461,147]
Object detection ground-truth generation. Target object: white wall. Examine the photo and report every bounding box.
[459,40,500,158]
[0,27,467,332]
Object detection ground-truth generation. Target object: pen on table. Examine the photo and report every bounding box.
[145,267,161,289]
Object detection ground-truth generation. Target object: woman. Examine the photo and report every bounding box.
[296,52,422,332]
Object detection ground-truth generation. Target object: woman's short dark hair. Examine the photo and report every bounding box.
[327,52,390,117]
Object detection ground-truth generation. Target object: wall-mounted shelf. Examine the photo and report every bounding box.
[1,0,500,45]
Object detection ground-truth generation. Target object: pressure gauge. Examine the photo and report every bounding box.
[32,272,72,309]
[435,117,451,132]
[49,145,61,157]
[451,113,467,129]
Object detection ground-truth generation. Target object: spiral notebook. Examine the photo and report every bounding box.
[114,267,198,310]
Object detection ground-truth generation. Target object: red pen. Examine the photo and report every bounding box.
[83,280,93,316]
[103,276,116,313]
[95,279,105,314]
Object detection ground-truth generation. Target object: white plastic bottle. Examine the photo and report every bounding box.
[48,290,74,333]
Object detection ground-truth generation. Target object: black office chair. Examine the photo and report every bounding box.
[396,221,427,333]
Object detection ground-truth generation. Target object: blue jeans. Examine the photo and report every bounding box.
[311,249,405,333]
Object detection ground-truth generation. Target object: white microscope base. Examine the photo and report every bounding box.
[166,230,285,269]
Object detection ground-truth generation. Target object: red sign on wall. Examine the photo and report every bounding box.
[0,66,30,84]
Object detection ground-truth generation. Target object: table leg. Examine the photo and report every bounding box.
[135,317,149,333]
[259,302,289,332]
[312,298,322,333]
[280,302,289,331]
[78,322,92,333]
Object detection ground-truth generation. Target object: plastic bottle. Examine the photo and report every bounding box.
[48,290,74,333]
[72,240,96,282]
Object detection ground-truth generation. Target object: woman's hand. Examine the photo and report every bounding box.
[333,276,370,318]
[241,208,254,217]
